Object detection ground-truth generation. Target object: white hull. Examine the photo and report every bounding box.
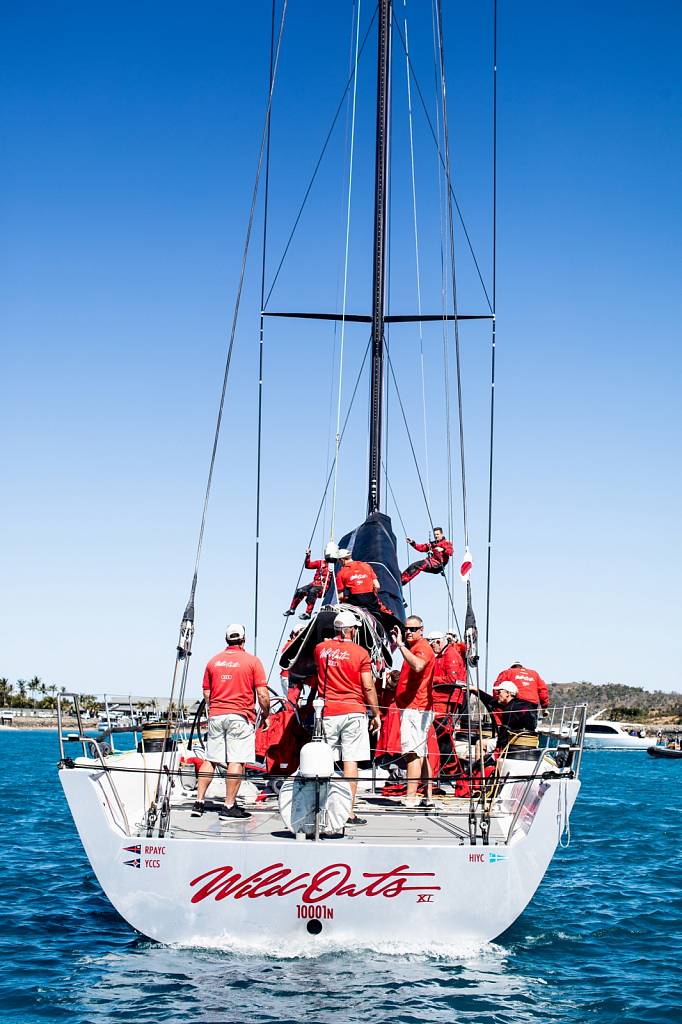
[583,733,650,750]
[60,756,579,948]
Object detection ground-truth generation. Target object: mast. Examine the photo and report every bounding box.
[367,0,392,516]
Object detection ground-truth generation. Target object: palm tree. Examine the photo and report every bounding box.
[0,678,10,707]
[17,680,28,707]
[80,694,100,719]
[29,676,42,709]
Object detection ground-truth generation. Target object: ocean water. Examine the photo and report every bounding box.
[1,731,680,1024]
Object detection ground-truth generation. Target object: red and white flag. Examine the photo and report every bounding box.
[460,547,473,581]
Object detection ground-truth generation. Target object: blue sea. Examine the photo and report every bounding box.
[1,731,680,1024]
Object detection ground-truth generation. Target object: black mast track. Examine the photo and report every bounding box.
[368,0,392,516]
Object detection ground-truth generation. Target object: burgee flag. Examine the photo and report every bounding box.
[460,547,473,580]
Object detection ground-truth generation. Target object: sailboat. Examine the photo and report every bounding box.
[57,1,587,949]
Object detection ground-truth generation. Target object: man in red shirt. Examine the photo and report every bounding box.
[427,631,467,780]
[390,615,436,808]
[193,623,270,821]
[283,549,334,620]
[336,549,386,618]
[401,527,454,586]
[493,661,549,724]
[315,609,380,825]
[427,631,466,716]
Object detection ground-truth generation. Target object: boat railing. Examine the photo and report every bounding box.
[57,697,587,844]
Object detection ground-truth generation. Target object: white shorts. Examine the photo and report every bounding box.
[206,714,255,765]
[322,713,370,762]
[400,708,434,756]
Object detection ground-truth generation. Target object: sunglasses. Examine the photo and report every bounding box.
[405,626,422,632]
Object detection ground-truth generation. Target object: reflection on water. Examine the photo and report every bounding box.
[0,733,680,1024]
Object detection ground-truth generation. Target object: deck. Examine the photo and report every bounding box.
[164,791,476,845]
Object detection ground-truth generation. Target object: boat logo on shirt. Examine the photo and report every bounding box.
[319,648,351,662]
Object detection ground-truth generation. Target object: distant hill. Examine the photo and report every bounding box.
[549,681,682,723]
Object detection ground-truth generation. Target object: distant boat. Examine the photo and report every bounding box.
[647,737,682,759]
[583,709,651,750]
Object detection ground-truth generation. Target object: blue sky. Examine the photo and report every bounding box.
[2,1,681,698]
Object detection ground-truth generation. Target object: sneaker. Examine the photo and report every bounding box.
[283,609,295,617]
[219,804,251,820]
[190,801,205,817]
[401,797,420,809]
[420,798,435,809]
[347,814,367,825]
[299,612,312,620]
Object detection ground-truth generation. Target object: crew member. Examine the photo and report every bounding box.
[284,549,333,619]
[390,615,436,808]
[315,609,381,825]
[280,622,307,700]
[493,661,549,724]
[471,680,537,753]
[336,549,387,618]
[401,527,454,586]
[193,623,270,820]
[426,631,466,781]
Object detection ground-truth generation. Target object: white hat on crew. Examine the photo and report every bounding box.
[225,623,246,642]
[334,610,359,630]
[493,680,518,697]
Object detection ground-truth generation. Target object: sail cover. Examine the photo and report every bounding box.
[327,511,406,624]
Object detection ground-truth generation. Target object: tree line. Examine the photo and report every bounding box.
[0,677,99,715]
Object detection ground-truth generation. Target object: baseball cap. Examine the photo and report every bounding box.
[225,623,246,642]
[334,610,359,630]
[337,548,351,559]
[493,680,518,696]
[426,631,446,642]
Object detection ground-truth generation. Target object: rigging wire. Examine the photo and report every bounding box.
[435,0,469,551]
[402,0,431,510]
[429,0,455,629]
[322,1,360,548]
[391,12,493,315]
[266,337,372,683]
[483,0,498,688]
[263,7,378,311]
[145,4,289,831]
[190,2,288,587]
[330,0,363,543]
[254,0,277,655]
[384,339,461,635]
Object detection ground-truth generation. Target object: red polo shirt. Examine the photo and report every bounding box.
[314,637,371,716]
[336,560,377,595]
[494,666,549,708]
[432,643,466,715]
[202,646,266,722]
[395,637,435,712]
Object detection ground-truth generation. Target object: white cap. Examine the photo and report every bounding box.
[337,548,351,559]
[493,680,518,696]
[225,623,246,642]
[334,610,359,630]
[426,631,446,642]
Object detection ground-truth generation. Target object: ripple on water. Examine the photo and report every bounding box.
[0,737,680,1023]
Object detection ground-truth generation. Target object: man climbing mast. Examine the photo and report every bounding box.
[283,548,333,619]
[401,527,454,586]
